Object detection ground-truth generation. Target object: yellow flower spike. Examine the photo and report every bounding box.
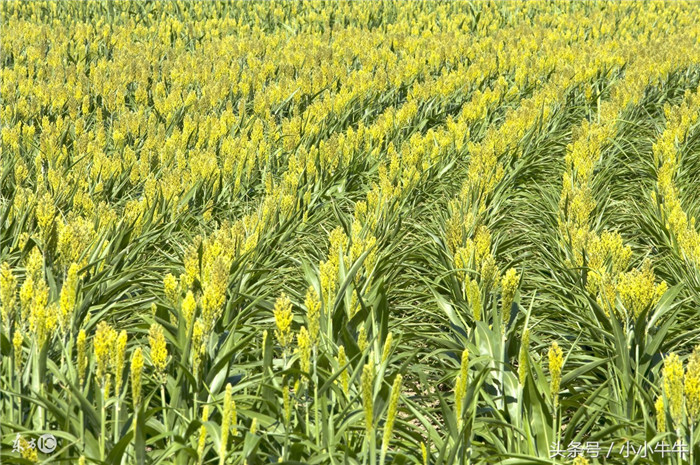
[220,383,233,465]
[381,374,403,459]
[35,191,56,242]
[13,324,23,377]
[197,404,209,465]
[148,323,169,383]
[616,260,667,319]
[655,395,666,433]
[381,332,393,365]
[500,268,520,327]
[131,347,144,408]
[663,352,684,427]
[191,318,206,377]
[28,279,54,346]
[304,285,321,347]
[273,293,294,353]
[0,262,17,332]
[25,247,43,282]
[421,442,428,465]
[250,418,258,435]
[18,435,38,462]
[361,359,375,433]
[181,290,197,333]
[685,345,700,422]
[201,257,228,330]
[113,330,127,394]
[454,348,469,425]
[296,326,312,373]
[163,273,179,306]
[59,263,80,335]
[77,329,87,386]
[548,341,564,409]
[357,326,368,354]
[573,455,590,465]
[466,278,481,322]
[480,254,500,290]
[283,383,292,425]
[337,345,349,397]
[94,321,116,386]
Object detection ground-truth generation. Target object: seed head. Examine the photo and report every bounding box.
[296,326,312,373]
[113,330,127,393]
[337,345,349,396]
[501,268,520,327]
[95,321,117,385]
[304,286,321,346]
[663,352,684,426]
[381,374,403,456]
[13,324,23,377]
[361,359,375,433]
[131,347,144,408]
[273,293,294,352]
[684,345,700,422]
[548,341,564,408]
[149,323,169,383]
[655,395,666,432]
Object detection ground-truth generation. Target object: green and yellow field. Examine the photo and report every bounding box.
[2,1,700,464]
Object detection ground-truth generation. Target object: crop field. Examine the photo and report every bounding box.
[2,1,700,464]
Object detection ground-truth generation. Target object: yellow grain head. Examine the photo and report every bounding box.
[0,262,17,332]
[362,359,375,433]
[296,326,312,373]
[77,329,87,386]
[113,330,127,393]
[454,348,469,423]
[663,352,684,426]
[304,285,321,347]
[655,395,666,433]
[381,374,403,455]
[220,383,233,464]
[337,345,349,397]
[59,263,80,335]
[685,345,700,422]
[13,324,23,377]
[381,332,393,365]
[148,323,169,383]
[358,325,368,353]
[131,347,144,408]
[501,268,519,327]
[548,341,564,408]
[163,273,179,306]
[94,321,116,386]
[181,290,197,333]
[273,293,294,353]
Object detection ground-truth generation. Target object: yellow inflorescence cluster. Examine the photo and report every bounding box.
[660,347,700,431]
[653,86,700,266]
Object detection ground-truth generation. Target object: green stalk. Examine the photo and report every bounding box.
[114,396,120,445]
[312,347,321,448]
[690,423,694,465]
[101,384,107,461]
[161,384,168,434]
[32,343,44,430]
